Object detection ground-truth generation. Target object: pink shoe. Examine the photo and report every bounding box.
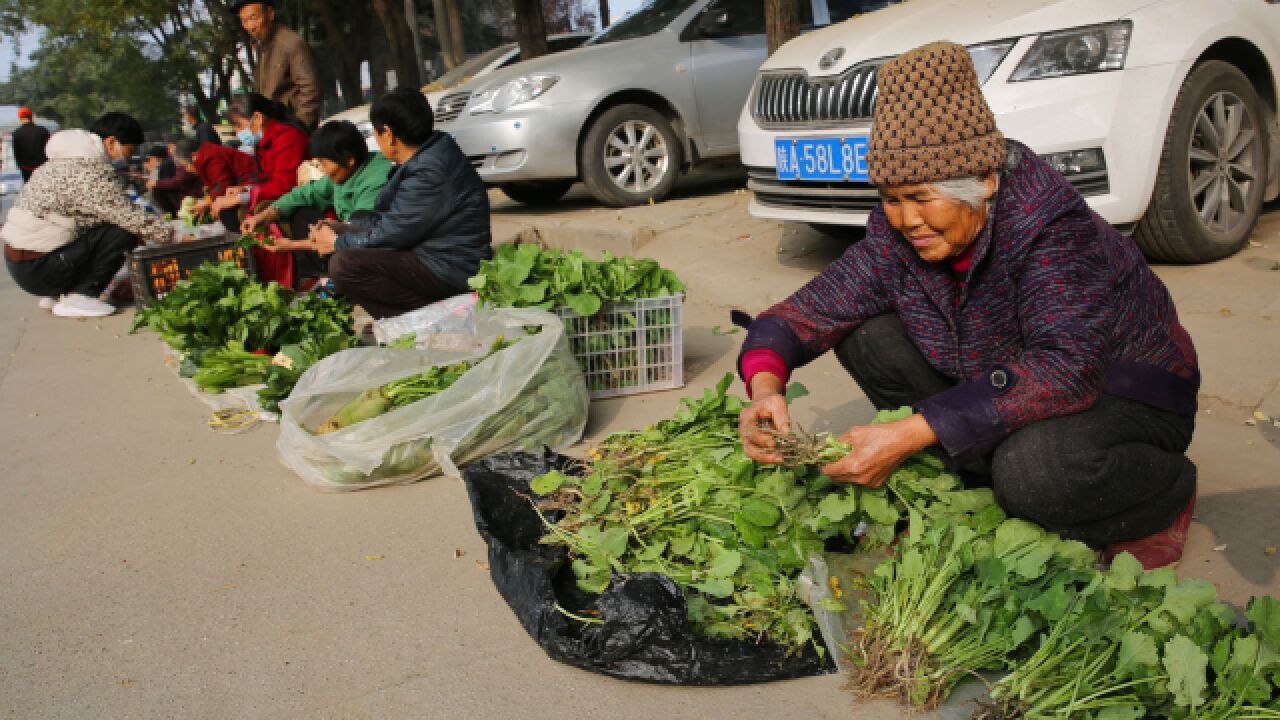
[1102,492,1196,570]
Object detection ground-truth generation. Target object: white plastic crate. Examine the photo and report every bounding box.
[555,294,684,399]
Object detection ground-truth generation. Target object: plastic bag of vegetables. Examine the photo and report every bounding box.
[276,307,589,492]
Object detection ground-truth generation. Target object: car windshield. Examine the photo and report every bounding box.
[588,0,701,45]
[424,45,513,92]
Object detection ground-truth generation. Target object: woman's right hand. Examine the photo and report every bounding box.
[739,373,792,465]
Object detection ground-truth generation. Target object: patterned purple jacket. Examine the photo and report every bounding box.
[741,141,1199,464]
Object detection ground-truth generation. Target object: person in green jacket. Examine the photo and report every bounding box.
[243,120,392,286]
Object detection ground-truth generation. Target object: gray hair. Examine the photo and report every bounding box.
[932,176,996,209]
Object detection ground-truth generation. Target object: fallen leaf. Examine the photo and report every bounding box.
[1214,544,1228,552]
[1219,307,1232,316]
[1255,411,1272,422]
[1265,546,1277,556]
[475,560,490,570]
[1245,419,1257,426]
[453,548,466,558]
[1249,241,1262,248]
[188,458,197,465]
[710,325,740,336]
[364,554,384,561]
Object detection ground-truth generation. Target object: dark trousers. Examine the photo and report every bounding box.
[834,314,1196,548]
[328,248,458,320]
[286,205,328,284]
[5,223,137,298]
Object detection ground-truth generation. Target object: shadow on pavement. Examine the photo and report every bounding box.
[489,164,748,217]
[1197,485,1280,588]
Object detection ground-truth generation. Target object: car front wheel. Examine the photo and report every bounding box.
[581,104,683,207]
[1134,61,1269,263]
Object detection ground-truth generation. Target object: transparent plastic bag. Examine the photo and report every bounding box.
[277,307,588,492]
[371,293,479,348]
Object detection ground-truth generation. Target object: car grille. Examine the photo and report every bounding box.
[753,61,884,129]
[746,166,880,213]
[435,91,471,124]
[746,166,1111,214]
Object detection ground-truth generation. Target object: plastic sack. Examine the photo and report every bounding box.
[371,293,478,348]
[461,450,835,685]
[277,308,588,491]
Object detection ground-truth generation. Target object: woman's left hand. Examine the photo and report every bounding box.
[309,222,338,256]
[820,414,938,488]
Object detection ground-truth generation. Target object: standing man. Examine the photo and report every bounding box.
[232,0,321,130]
[12,107,51,182]
[182,106,222,147]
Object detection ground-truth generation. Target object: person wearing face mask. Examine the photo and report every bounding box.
[210,93,308,233]
[736,43,1200,571]
[182,105,222,147]
[241,120,392,289]
[90,111,143,185]
[1,120,173,318]
[231,0,320,130]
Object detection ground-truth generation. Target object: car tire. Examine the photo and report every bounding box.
[498,180,575,205]
[1134,61,1269,263]
[581,104,683,207]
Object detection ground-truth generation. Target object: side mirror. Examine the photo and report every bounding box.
[697,10,733,36]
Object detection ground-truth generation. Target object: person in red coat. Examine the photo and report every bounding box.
[179,140,259,223]
[211,92,309,284]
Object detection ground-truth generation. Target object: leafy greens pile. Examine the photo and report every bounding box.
[469,244,686,395]
[130,262,355,405]
[531,375,961,655]
[468,243,685,317]
[528,375,1280,718]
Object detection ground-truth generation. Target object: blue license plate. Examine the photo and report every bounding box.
[775,136,870,181]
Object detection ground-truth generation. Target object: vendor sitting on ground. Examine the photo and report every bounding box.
[210,92,308,233]
[1,122,173,318]
[174,138,259,224]
[737,42,1200,570]
[297,87,492,319]
[144,144,202,217]
[241,120,392,288]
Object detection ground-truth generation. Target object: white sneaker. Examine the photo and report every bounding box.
[38,296,59,310]
[52,293,117,318]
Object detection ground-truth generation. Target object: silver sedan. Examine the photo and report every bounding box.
[438,0,848,207]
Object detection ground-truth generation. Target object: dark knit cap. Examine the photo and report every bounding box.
[868,41,1006,186]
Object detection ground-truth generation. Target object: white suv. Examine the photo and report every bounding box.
[737,0,1280,262]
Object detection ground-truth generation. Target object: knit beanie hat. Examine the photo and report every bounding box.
[867,41,1006,186]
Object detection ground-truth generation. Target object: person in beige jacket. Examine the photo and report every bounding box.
[234,0,321,130]
[1,117,173,318]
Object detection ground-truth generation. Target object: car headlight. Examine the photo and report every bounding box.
[356,120,375,138]
[968,40,1017,85]
[1011,21,1132,81]
[469,74,559,115]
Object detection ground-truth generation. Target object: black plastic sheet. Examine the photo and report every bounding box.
[462,450,835,685]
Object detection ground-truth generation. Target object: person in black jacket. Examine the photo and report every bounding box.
[12,107,51,182]
[182,106,222,147]
[305,87,493,319]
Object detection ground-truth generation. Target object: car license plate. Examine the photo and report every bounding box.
[774,136,869,182]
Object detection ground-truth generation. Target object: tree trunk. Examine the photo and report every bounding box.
[443,0,465,67]
[371,0,423,88]
[430,0,456,70]
[765,0,801,55]
[314,0,368,107]
[368,18,391,97]
[513,0,550,60]
[598,0,610,27]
